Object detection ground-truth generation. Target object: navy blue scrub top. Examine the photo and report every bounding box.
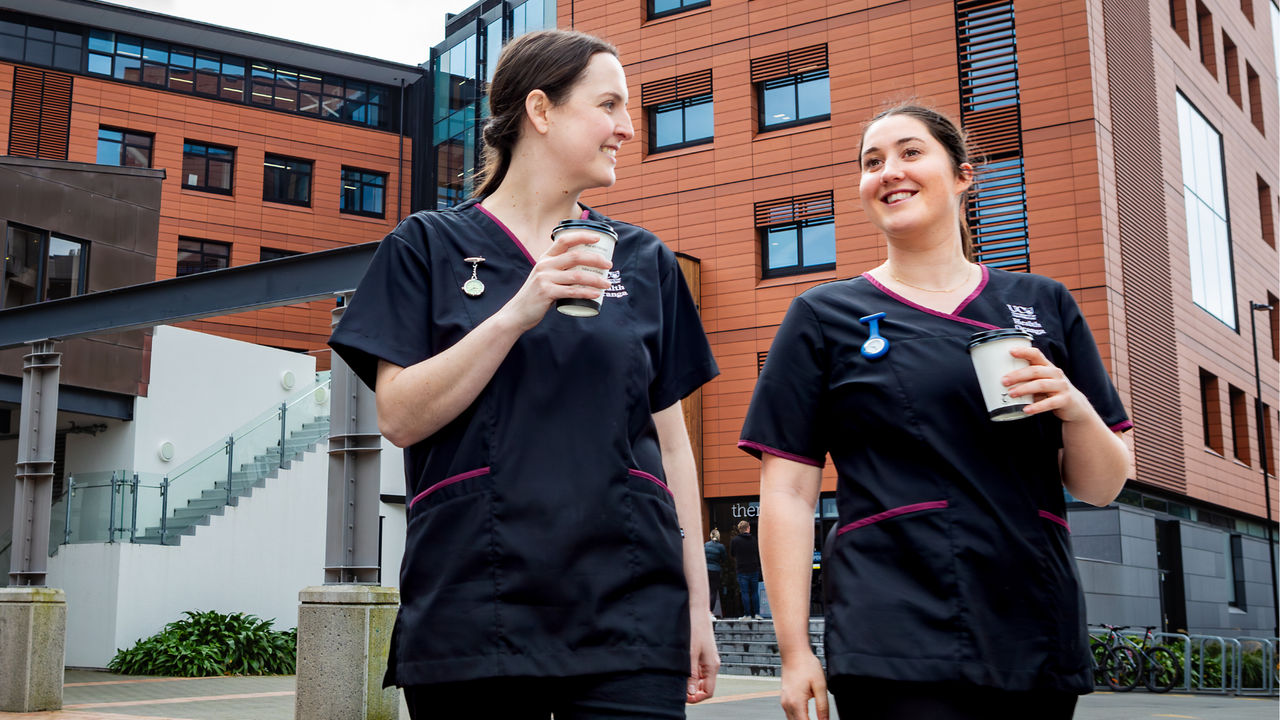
[740,266,1131,695]
[329,198,719,686]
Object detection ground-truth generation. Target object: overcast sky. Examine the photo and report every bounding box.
[104,0,474,66]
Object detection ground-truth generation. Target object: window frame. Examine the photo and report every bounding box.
[262,154,314,207]
[175,237,231,277]
[95,126,153,168]
[1176,91,1238,330]
[1,223,89,308]
[647,0,711,21]
[647,94,714,153]
[757,69,831,133]
[339,167,388,219]
[181,140,236,195]
[760,217,837,279]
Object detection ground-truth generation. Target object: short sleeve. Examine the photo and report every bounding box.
[328,230,432,391]
[648,252,719,411]
[1056,285,1131,432]
[738,296,828,466]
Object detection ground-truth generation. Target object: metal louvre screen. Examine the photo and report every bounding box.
[753,191,834,227]
[641,69,713,107]
[955,0,1029,271]
[750,45,829,84]
[8,66,71,161]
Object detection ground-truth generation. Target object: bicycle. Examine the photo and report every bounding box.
[1091,624,1178,693]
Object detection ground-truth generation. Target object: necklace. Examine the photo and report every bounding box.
[888,264,975,293]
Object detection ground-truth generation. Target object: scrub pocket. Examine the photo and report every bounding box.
[622,469,687,639]
[826,500,958,662]
[398,468,496,664]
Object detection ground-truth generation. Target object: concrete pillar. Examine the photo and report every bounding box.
[295,585,399,720]
[0,587,66,712]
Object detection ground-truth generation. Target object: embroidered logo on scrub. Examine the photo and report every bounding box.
[1007,304,1046,335]
[603,270,628,298]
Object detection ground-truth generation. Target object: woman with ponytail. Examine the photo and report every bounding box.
[330,29,719,719]
[741,104,1133,719]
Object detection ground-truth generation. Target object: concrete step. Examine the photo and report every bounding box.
[713,617,826,678]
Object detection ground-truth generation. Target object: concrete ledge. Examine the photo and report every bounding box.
[298,585,400,606]
[0,587,67,712]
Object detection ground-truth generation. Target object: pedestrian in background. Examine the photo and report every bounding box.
[704,529,728,617]
[730,519,762,619]
[741,103,1132,720]
[330,29,720,719]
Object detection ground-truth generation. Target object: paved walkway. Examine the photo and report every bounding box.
[0,670,1273,719]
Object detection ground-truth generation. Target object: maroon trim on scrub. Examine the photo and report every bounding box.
[836,500,949,536]
[409,467,491,508]
[1109,419,1134,433]
[629,468,673,497]
[474,203,536,265]
[1038,510,1071,532]
[861,265,999,330]
[737,440,824,468]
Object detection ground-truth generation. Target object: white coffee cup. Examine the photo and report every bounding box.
[967,328,1034,422]
[551,219,618,318]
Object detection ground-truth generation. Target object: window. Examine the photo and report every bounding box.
[957,2,1020,112]
[182,141,234,193]
[85,28,392,130]
[1269,292,1279,361]
[512,0,554,37]
[1229,384,1250,464]
[263,155,312,206]
[1242,0,1255,24]
[1,224,87,308]
[340,168,387,218]
[752,45,831,132]
[643,70,713,153]
[648,0,710,20]
[1197,1,1217,77]
[8,67,71,161]
[96,127,152,168]
[1262,402,1275,475]
[969,159,1031,271]
[260,247,299,262]
[649,96,713,151]
[756,192,837,278]
[1177,92,1236,328]
[1246,62,1264,134]
[1224,33,1241,106]
[176,238,230,276]
[1171,0,1190,43]
[0,14,81,71]
[1200,369,1225,454]
[1260,177,1275,248]
[1227,534,1247,609]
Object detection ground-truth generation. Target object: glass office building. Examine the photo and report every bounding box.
[428,0,554,209]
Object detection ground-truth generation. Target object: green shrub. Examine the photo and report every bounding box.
[108,610,296,677]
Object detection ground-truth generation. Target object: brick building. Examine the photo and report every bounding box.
[544,0,1277,634]
[0,0,423,363]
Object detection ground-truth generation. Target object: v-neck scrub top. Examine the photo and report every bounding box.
[329,198,719,687]
[739,266,1131,695]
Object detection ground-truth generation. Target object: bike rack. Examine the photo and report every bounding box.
[1087,629,1278,696]
[1234,636,1277,696]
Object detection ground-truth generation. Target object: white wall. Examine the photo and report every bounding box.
[50,447,327,667]
[379,436,406,590]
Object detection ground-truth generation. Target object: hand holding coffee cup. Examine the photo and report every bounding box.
[967,329,1034,421]
[551,219,618,317]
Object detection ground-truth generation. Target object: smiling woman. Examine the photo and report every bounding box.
[328,28,720,720]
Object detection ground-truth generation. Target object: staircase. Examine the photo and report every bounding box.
[133,417,330,545]
[715,617,826,677]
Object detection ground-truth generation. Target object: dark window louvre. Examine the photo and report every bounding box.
[9,66,71,160]
[754,191,835,227]
[641,68,712,107]
[750,44,829,83]
[757,351,768,374]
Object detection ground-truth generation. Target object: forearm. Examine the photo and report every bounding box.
[655,404,710,607]
[759,455,822,661]
[1060,396,1131,506]
[376,309,525,447]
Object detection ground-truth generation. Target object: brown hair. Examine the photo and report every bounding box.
[737,520,750,532]
[858,103,977,261]
[473,29,618,199]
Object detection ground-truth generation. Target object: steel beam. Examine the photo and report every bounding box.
[324,296,383,585]
[8,342,61,587]
[0,242,378,351]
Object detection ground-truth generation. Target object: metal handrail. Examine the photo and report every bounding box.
[1089,628,1278,696]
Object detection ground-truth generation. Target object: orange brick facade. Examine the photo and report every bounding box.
[571,0,1279,525]
[1,60,411,366]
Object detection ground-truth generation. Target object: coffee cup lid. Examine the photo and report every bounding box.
[966,328,1032,350]
[552,218,617,239]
